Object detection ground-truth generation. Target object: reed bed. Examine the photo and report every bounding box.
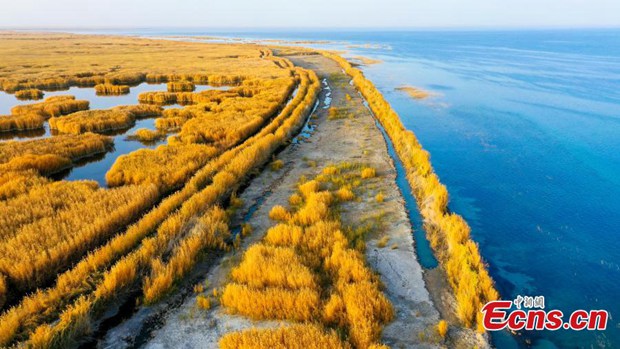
[220,163,393,349]
[142,206,230,303]
[115,104,163,118]
[0,170,49,200]
[0,33,286,94]
[106,143,220,191]
[94,83,130,95]
[0,180,159,296]
[50,105,163,134]
[220,324,348,349]
[138,89,238,106]
[14,89,43,100]
[0,114,44,133]
[108,77,295,192]
[167,81,195,92]
[11,95,89,119]
[0,133,113,175]
[127,128,165,143]
[49,109,134,134]
[0,65,320,348]
[324,51,499,330]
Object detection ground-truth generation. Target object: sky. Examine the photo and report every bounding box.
[1,0,619,29]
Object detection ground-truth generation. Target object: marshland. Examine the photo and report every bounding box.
[5,26,615,349]
[0,32,497,348]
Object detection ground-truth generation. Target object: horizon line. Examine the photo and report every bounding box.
[2,25,620,32]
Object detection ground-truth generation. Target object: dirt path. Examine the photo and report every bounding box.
[107,53,450,349]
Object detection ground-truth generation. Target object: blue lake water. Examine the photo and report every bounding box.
[99,28,620,348]
[353,30,620,349]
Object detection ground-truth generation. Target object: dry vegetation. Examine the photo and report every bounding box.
[0,114,44,133]
[0,33,284,93]
[167,80,195,92]
[106,76,296,192]
[0,172,159,299]
[14,89,44,100]
[11,95,90,119]
[220,163,393,349]
[324,51,499,331]
[127,128,166,143]
[0,33,321,348]
[1,95,89,133]
[94,83,130,95]
[220,324,348,349]
[0,133,113,174]
[49,105,162,134]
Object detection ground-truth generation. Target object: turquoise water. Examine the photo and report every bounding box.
[351,30,620,348]
[115,28,620,348]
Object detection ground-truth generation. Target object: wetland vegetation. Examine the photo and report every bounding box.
[0,32,496,349]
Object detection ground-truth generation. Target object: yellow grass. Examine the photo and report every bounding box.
[11,95,89,119]
[50,109,133,134]
[50,105,163,134]
[167,81,195,92]
[0,170,48,200]
[270,159,284,171]
[437,319,448,338]
[220,163,392,348]
[336,186,356,201]
[143,206,230,303]
[221,284,320,321]
[230,245,317,289]
[0,179,159,295]
[94,83,130,95]
[325,51,499,329]
[0,34,321,347]
[0,133,113,174]
[375,192,384,203]
[361,167,376,179]
[220,324,348,349]
[14,89,44,100]
[0,275,6,309]
[128,128,165,143]
[196,295,211,310]
[108,77,296,192]
[0,114,44,133]
[106,143,220,191]
[0,33,288,93]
